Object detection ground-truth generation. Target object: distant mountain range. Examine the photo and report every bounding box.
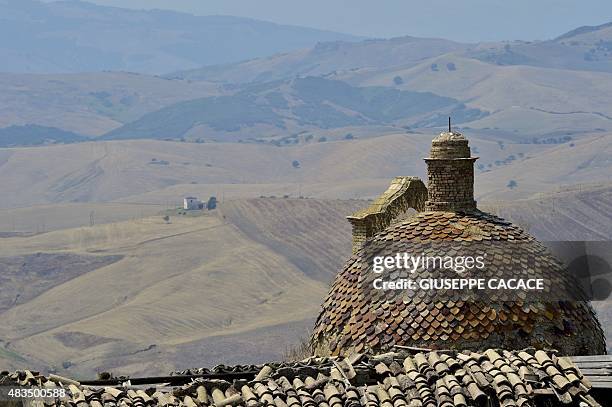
[169,36,469,84]
[2,6,612,146]
[172,21,612,84]
[0,0,359,74]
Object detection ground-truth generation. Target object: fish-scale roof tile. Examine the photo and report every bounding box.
[312,209,606,357]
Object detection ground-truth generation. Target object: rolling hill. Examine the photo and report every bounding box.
[5,55,612,142]
[476,132,612,200]
[0,0,359,74]
[0,134,434,208]
[486,183,612,241]
[0,131,608,211]
[102,77,486,141]
[157,21,612,141]
[466,21,612,73]
[334,55,612,138]
[0,198,359,376]
[0,72,223,136]
[170,36,469,83]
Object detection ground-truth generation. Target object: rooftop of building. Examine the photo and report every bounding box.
[2,348,610,407]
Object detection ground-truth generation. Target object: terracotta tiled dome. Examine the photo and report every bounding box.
[311,131,606,356]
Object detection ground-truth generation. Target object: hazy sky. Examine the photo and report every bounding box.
[53,0,612,42]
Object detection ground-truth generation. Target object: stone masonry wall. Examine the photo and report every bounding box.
[347,177,427,253]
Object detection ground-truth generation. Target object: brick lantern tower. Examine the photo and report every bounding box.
[424,131,478,212]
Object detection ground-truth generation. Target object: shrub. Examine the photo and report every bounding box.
[283,336,313,361]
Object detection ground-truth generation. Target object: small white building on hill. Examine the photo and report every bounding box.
[183,197,202,210]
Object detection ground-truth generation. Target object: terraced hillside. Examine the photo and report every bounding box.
[220,198,365,282]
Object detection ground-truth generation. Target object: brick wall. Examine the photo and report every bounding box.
[424,133,477,212]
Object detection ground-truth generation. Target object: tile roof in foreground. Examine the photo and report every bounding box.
[1,348,608,407]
